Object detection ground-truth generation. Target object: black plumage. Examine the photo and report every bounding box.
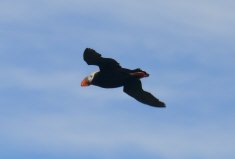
[82,48,165,108]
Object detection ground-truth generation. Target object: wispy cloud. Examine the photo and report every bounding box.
[0,67,80,90]
[1,0,234,34]
[0,67,128,102]
[1,112,234,159]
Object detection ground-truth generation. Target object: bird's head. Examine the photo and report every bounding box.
[81,71,98,87]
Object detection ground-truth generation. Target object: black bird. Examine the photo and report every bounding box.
[81,48,165,108]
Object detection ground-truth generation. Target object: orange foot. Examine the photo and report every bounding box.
[130,71,149,78]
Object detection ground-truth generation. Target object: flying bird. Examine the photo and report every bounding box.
[81,48,165,108]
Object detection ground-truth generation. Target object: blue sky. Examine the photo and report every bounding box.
[0,0,235,159]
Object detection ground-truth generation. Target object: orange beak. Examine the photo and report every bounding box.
[81,77,90,87]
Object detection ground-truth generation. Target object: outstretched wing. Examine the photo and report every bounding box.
[83,48,121,71]
[123,78,165,108]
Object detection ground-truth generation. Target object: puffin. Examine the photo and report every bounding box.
[81,48,165,108]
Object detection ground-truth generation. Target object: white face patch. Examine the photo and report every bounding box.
[87,71,98,83]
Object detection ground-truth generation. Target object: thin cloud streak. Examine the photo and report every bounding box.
[1,0,235,35]
[0,67,128,102]
[1,113,234,159]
